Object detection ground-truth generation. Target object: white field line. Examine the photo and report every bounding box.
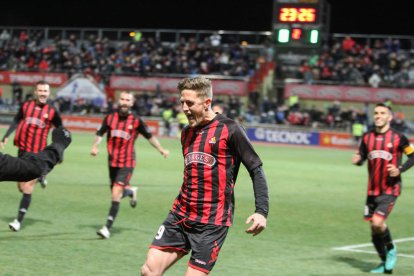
[332,237,414,258]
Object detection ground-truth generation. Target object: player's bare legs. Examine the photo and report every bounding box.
[141,248,185,276]
[185,266,209,276]
[18,179,36,194]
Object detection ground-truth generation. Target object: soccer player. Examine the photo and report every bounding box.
[0,127,71,182]
[141,77,269,276]
[91,91,169,239]
[0,80,63,232]
[352,103,414,274]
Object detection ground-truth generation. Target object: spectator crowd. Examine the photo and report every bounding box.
[0,28,413,135]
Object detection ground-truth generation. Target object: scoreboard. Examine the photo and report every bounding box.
[273,0,327,47]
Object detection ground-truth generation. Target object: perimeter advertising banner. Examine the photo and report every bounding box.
[109,76,248,96]
[61,115,161,135]
[246,126,358,148]
[0,71,67,87]
[246,127,320,146]
[284,83,414,104]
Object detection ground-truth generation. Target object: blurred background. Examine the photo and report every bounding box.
[1,0,413,145]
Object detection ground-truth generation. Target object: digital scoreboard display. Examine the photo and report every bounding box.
[278,7,317,23]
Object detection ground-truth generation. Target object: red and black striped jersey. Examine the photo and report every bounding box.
[96,111,152,168]
[13,100,62,153]
[171,114,263,226]
[359,128,413,196]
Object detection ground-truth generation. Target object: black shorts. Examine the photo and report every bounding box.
[17,149,30,158]
[364,195,397,220]
[150,212,229,273]
[109,167,133,188]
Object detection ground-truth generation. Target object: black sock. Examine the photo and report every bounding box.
[382,227,395,251]
[105,201,120,229]
[17,193,32,223]
[372,233,386,262]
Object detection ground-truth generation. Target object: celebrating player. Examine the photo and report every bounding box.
[91,91,169,239]
[141,76,269,275]
[352,103,414,273]
[1,80,63,232]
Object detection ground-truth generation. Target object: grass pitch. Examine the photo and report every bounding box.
[0,131,413,275]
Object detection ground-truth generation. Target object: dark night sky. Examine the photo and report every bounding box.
[0,0,412,35]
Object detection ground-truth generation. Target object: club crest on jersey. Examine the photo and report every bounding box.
[110,129,131,140]
[128,125,133,130]
[368,150,392,161]
[209,136,216,144]
[387,143,393,148]
[43,113,48,119]
[184,152,216,167]
[25,117,46,128]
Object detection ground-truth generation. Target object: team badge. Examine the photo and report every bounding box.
[128,125,133,130]
[209,137,216,144]
[387,143,393,148]
[44,113,48,119]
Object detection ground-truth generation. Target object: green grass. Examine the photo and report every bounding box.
[0,131,413,275]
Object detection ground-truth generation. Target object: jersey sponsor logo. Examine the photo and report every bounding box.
[368,150,392,161]
[184,152,216,167]
[110,130,131,140]
[25,117,46,128]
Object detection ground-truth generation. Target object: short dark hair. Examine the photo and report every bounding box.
[375,102,392,112]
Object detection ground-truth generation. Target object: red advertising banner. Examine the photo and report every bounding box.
[319,132,356,149]
[110,76,248,96]
[284,84,414,104]
[0,72,68,87]
[62,115,161,135]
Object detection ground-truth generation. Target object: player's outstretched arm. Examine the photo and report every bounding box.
[90,136,102,156]
[148,136,169,158]
[0,127,71,182]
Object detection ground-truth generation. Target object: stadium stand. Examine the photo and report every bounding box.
[0,27,413,135]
